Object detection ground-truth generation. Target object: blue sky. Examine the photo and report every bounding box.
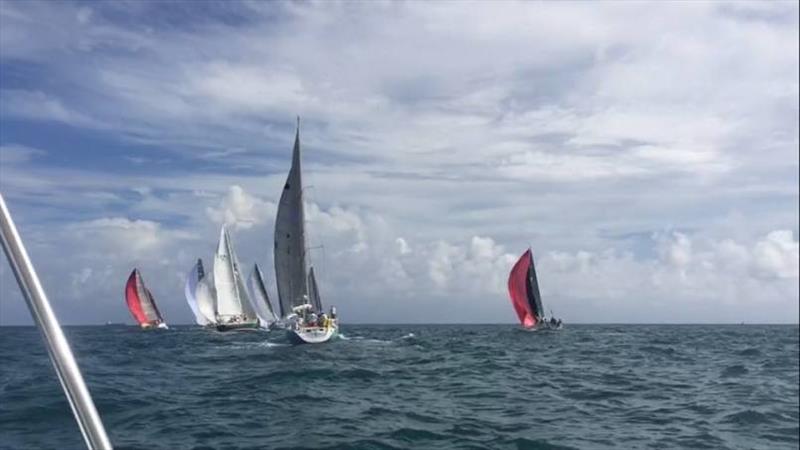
[1,1,798,325]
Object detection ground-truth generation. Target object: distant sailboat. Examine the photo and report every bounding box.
[185,258,214,326]
[248,263,278,328]
[508,249,562,330]
[275,118,338,344]
[213,225,259,331]
[125,269,168,329]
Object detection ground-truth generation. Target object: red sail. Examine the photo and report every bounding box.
[508,249,537,328]
[125,270,150,326]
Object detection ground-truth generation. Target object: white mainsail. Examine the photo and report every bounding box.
[184,259,213,326]
[248,263,278,327]
[213,225,258,322]
[274,120,310,317]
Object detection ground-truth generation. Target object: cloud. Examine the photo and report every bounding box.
[0,144,46,165]
[752,230,799,279]
[0,90,102,128]
[206,185,275,230]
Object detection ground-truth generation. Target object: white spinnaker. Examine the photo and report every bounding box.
[248,264,278,327]
[184,259,212,326]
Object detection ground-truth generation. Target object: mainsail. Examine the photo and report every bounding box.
[507,249,543,328]
[185,258,212,326]
[125,269,164,326]
[213,225,258,321]
[274,120,310,317]
[308,266,323,312]
[248,263,278,326]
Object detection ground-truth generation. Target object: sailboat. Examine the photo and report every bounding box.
[248,263,278,328]
[213,225,260,331]
[184,258,215,326]
[275,118,338,344]
[124,269,168,329]
[508,248,562,330]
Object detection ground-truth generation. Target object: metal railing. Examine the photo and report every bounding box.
[0,193,113,450]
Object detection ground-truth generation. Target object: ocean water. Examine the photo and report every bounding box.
[0,324,797,450]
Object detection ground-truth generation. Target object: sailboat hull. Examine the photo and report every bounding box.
[215,321,259,332]
[287,326,337,344]
[520,322,564,332]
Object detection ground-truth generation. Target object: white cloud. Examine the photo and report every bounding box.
[753,230,799,279]
[206,185,275,230]
[0,144,45,165]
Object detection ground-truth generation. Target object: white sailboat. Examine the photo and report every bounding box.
[248,263,278,329]
[213,225,259,331]
[275,118,338,344]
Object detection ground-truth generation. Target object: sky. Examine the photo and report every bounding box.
[0,1,798,325]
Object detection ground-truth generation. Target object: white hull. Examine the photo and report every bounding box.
[287,326,337,344]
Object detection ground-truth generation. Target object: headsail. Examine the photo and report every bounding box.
[185,259,212,326]
[125,269,164,326]
[274,120,310,316]
[308,266,323,312]
[249,263,278,327]
[213,225,258,322]
[507,249,543,328]
[195,275,217,325]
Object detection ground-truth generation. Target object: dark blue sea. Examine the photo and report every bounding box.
[0,325,798,449]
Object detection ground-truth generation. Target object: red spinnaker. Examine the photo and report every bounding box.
[508,249,537,328]
[125,270,149,325]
